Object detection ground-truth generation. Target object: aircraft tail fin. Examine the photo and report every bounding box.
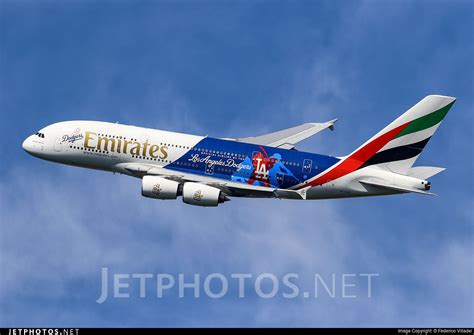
[346,95,456,174]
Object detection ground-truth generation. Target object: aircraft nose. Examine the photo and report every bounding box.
[22,136,34,154]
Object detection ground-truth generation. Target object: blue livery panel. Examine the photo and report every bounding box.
[164,137,340,189]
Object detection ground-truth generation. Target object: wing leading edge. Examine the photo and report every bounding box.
[231,119,337,149]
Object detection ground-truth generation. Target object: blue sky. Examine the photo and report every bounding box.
[1,0,473,327]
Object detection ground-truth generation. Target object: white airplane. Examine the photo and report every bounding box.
[23,95,455,206]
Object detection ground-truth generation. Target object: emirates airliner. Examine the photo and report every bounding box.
[23,95,455,206]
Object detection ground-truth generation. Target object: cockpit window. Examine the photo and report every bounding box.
[35,132,45,138]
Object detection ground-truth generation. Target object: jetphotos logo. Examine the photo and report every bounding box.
[96,267,379,303]
[61,128,83,144]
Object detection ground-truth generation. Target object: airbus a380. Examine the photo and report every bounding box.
[23,95,455,207]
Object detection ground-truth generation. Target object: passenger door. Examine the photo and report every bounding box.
[54,137,62,152]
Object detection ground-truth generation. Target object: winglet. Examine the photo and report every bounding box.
[327,118,338,131]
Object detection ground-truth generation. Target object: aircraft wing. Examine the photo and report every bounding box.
[231,119,337,149]
[117,162,310,199]
[359,179,435,196]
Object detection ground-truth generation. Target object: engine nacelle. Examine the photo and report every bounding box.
[182,182,228,207]
[142,176,181,200]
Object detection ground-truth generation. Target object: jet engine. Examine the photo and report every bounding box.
[142,176,181,200]
[182,182,229,207]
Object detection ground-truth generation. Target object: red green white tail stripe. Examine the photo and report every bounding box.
[297,95,456,189]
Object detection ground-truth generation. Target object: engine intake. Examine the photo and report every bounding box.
[182,182,229,207]
[142,176,181,200]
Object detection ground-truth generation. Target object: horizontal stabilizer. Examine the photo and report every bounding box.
[406,166,445,179]
[359,179,435,196]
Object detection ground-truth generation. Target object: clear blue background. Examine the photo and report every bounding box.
[1,0,472,327]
